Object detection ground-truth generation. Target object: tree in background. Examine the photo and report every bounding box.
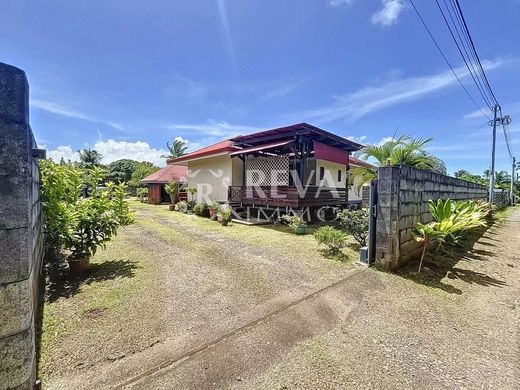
[129,161,160,188]
[161,137,187,159]
[77,148,103,169]
[107,159,140,183]
[351,136,446,189]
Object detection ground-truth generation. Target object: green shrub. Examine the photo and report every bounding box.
[40,160,133,260]
[176,201,188,213]
[218,205,233,222]
[281,214,307,233]
[338,208,369,246]
[136,187,148,202]
[314,226,348,255]
[193,202,210,217]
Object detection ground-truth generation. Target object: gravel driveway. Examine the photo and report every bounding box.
[42,204,520,389]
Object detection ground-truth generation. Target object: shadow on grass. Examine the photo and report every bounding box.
[395,221,506,294]
[45,256,139,303]
[318,248,351,263]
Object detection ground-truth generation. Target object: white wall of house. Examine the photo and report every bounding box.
[187,155,243,202]
[315,159,363,201]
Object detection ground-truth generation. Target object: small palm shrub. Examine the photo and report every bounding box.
[218,206,233,226]
[136,187,148,202]
[176,201,188,213]
[338,208,369,246]
[193,202,210,217]
[413,199,489,272]
[282,214,307,234]
[314,226,348,255]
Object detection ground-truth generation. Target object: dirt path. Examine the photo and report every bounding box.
[44,206,520,389]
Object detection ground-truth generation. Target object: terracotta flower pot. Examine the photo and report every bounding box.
[209,208,218,220]
[169,204,175,210]
[68,257,90,274]
[221,219,229,226]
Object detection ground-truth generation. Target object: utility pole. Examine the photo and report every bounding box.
[488,104,499,205]
[512,156,516,205]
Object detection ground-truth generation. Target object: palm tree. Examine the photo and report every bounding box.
[350,136,447,189]
[78,149,102,169]
[161,138,187,159]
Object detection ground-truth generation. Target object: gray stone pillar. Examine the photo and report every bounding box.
[0,62,43,389]
[374,166,401,270]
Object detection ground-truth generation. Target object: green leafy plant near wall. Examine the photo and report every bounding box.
[136,187,148,202]
[165,180,181,209]
[40,159,133,272]
[314,226,348,256]
[338,208,369,246]
[193,202,210,217]
[282,214,307,235]
[412,199,490,272]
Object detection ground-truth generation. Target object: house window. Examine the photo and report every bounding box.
[338,170,342,183]
[319,167,325,181]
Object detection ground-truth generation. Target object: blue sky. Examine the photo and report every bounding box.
[2,0,519,174]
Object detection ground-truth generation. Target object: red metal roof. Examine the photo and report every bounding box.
[168,139,239,164]
[350,156,375,169]
[140,164,188,184]
[229,139,294,156]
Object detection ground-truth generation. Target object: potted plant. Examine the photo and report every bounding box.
[176,200,188,213]
[219,207,232,226]
[208,201,220,220]
[185,186,198,211]
[165,180,180,210]
[282,214,307,235]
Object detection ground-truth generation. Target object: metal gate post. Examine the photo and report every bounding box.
[367,180,378,264]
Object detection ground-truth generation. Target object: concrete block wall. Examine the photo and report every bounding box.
[375,165,488,270]
[0,63,43,389]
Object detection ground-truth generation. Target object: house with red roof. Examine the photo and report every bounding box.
[168,123,374,212]
[140,164,188,204]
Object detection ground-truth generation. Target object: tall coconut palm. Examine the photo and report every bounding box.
[77,148,103,169]
[350,136,446,189]
[161,138,187,159]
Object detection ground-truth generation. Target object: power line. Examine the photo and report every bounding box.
[436,0,495,110]
[454,0,500,107]
[408,0,491,121]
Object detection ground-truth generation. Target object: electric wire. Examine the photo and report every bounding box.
[408,0,491,121]
[436,0,494,110]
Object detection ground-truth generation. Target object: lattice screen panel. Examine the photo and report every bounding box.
[246,155,290,186]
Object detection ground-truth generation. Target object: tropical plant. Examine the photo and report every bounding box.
[412,223,446,273]
[218,206,233,226]
[128,162,160,188]
[136,187,148,202]
[77,148,103,169]
[338,208,369,246]
[193,202,210,217]
[39,159,133,265]
[412,199,490,272]
[176,200,188,213]
[185,187,198,208]
[40,159,83,251]
[165,180,181,205]
[161,138,188,159]
[314,226,348,255]
[282,214,307,233]
[351,136,446,190]
[107,159,139,183]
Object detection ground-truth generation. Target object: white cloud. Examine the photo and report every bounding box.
[372,0,405,27]
[327,0,354,8]
[346,135,367,144]
[463,108,489,120]
[300,58,507,123]
[167,120,263,139]
[93,139,167,166]
[31,99,124,131]
[46,140,169,167]
[261,79,306,101]
[47,145,80,163]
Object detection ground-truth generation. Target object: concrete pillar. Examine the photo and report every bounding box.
[0,62,43,389]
